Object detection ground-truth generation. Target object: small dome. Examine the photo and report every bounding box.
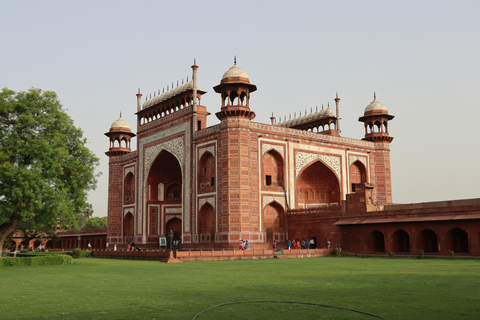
[325,105,333,116]
[222,64,249,81]
[365,96,388,113]
[110,117,131,132]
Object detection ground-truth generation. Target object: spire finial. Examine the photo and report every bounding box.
[234,56,237,65]
[138,88,140,93]
[374,92,376,100]
[120,112,122,118]
[336,92,338,98]
[194,58,196,65]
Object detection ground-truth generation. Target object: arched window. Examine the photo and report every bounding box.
[198,152,216,192]
[124,172,135,204]
[262,150,284,188]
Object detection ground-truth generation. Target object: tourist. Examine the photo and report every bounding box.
[273,241,277,252]
[106,242,109,251]
[310,238,315,249]
[306,239,310,249]
[327,240,331,249]
[239,240,243,250]
[241,240,245,251]
[114,243,117,251]
[292,239,296,249]
[88,242,91,250]
[245,240,249,250]
[287,240,292,249]
[131,241,135,251]
[127,243,131,251]
[301,240,306,249]
[297,240,300,249]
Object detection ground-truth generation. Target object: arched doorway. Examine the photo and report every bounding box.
[392,229,410,252]
[263,202,284,243]
[369,230,385,252]
[448,227,469,253]
[296,160,340,209]
[198,203,215,242]
[166,218,182,242]
[124,212,134,243]
[419,229,438,253]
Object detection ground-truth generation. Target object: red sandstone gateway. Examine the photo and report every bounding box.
[87,59,479,257]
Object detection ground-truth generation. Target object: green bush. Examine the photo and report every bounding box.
[335,248,342,257]
[388,251,395,258]
[73,248,82,259]
[20,249,29,254]
[0,254,73,267]
[449,250,455,260]
[418,250,425,259]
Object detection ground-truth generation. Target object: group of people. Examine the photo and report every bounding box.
[239,240,249,250]
[287,238,316,249]
[127,241,140,251]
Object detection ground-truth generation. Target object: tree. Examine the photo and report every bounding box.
[0,88,99,253]
[84,217,107,229]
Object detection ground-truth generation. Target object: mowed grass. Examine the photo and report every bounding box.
[0,256,479,320]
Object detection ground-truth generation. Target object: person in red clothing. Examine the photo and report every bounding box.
[292,239,296,249]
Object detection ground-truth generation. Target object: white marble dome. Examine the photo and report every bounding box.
[110,117,131,131]
[365,98,388,113]
[222,64,249,80]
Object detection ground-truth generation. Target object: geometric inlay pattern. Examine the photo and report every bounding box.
[262,196,285,210]
[295,151,341,179]
[349,155,367,168]
[199,145,215,160]
[198,197,215,210]
[262,143,284,156]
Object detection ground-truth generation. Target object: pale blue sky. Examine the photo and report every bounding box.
[2,1,479,217]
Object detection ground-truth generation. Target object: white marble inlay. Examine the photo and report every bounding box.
[349,155,367,168]
[295,151,341,179]
[199,145,215,160]
[262,143,285,156]
[262,196,286,210]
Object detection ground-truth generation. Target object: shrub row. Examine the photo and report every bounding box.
[0,254,73,267]
[15,250,92,259]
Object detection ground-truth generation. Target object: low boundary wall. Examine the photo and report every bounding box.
[91,248,333,261]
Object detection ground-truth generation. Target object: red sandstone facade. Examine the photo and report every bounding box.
[104,60,480,256]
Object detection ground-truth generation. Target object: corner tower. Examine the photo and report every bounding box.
[358,94,395,203]
[213,60,261,246]
[105,115,136,157]
[358,93,394,142]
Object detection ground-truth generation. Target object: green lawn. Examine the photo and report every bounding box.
[0,256,479,319]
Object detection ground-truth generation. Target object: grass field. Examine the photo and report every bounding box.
[0,256,479,319]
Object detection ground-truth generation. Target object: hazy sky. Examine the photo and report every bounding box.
[2,1,479,217]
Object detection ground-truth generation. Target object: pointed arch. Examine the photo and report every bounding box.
[349,160,367,192]
[124,171,135,204]
[419,228,438,253]
[448,227,469,253]
[392,229,410,252]
[198,151,216,192]
[369,230,385,252]
[198,203,216,242]
[262,149,284,187]
[296,160,340,209]
[147,150,182,202]
[263,201,285,242]
[124,212,134,243]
